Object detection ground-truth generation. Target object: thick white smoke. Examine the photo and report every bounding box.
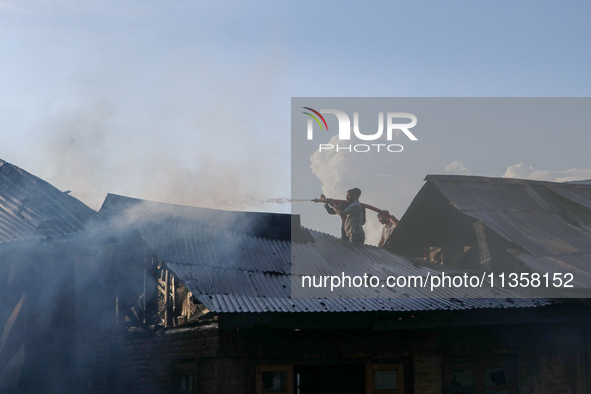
[309,133,447,245]
[21,46,289,212]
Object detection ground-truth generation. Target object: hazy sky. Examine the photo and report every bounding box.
[1,1,590,240]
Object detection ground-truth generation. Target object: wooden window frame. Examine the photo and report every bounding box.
[444,356,517,394]
[256,365,294,394]
[175,360,197,394]
[366,363,404,394]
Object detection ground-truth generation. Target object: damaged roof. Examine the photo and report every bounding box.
[0,159,95,244]
[99,193,294,241]
[98,194,547,313]
[388,175,591,286]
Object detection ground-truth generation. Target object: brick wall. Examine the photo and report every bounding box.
[517,325,591,394]
[413,356,442,394]
[79,325,219,394]
[79,320,591,394]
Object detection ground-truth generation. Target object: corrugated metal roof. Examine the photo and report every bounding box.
[546,184,591,211]
[515,253,591,287]
[290,230,533,299]
[96,193,549,313]
[121,221,542,312]
[201,294,546,313]
[391,175,591,282]
[139,221,290,273]
[0,159,96,244]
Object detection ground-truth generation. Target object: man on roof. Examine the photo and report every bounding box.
[377,210,399,248]
[321,188,366,244]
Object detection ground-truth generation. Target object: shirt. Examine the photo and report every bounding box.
[380,222,396,245]
[343,202,365,237]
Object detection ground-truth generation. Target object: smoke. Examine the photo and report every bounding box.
[309,133,446,245]
[503,163,591,183]
[108,198,249,232]
[25,45,289,213]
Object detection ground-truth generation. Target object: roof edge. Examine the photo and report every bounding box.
[424,174,591,188]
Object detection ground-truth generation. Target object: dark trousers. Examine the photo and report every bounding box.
[349,232,365,245]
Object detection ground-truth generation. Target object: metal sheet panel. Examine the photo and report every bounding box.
[139,221,290,273]
[419,176,591,275]
[291,230,533,299]
[0,159,95,244]
[515,253,591,287]
[546,184,591,211]
[462,210,590,257]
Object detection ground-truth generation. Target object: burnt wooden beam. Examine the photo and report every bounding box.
[130,307,141,323]
[164,270,173,327]
[172,275,175,313]
[474,220,491,270]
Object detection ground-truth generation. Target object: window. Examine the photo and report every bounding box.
[256,365,293,394]
[176,361,197,394]
[257,363,403,394]
[78,377,92,393]
[294,364,364,394]
[444,357,516,394]
[366,363,404,394]
[179,375,195,392]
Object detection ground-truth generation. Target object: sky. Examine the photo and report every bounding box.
[0,1,590,242]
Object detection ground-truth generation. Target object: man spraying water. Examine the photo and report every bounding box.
[321,188,366,244]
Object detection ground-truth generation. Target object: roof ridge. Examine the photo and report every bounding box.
[425,174,591,188]
[100,192,293,217]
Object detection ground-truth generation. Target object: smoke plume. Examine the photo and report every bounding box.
[309,133,446,245]
[23,48,289,213]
